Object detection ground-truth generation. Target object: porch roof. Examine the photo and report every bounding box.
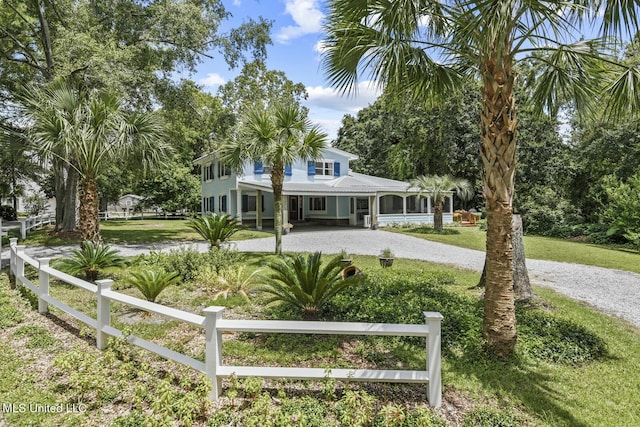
[238,172,423,196]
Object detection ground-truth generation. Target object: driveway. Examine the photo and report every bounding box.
[3,226,639,327]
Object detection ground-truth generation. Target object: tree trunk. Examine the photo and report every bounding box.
[271,165,284,256]
[434,200,444,231]
[78,176,100,243]
[477,215,533,302]
[479,44,518,357]
[53,160,79,232]
[512,214,533,301]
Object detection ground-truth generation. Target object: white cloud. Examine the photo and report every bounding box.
[232,0,241,5]
[276,0,324,43]
[198,73,226,88]
[314,40,328,54]
[304,81,382,113]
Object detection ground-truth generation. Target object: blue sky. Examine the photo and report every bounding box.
[191,0,381,141]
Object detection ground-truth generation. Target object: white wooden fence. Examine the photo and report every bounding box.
[19,213,55,239]
[7,239,443,407]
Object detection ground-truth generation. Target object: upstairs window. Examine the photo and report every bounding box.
[204,163,215,181]
[314,161,334,176]
[218,162,231,178]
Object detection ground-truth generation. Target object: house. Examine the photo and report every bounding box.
[194,147,455,229]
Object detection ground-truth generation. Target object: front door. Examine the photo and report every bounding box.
[289,196,302,221]
[356,198,369,226]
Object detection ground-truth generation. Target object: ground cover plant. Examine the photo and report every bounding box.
[1,252,639,426]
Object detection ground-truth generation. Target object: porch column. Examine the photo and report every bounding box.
[449,194,454,213]
[427,196,432,214]
[283,196,289,225]
[256,190,263,231]
[370,195,377,227]
[236,190,243,223]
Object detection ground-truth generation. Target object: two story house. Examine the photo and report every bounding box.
[194,147,454,229]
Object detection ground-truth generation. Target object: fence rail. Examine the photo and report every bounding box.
[7,239,443,407]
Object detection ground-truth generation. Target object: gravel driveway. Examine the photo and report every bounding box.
[3,227,639,327]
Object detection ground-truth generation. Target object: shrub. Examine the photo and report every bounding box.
[517,307,607,365]
[213,266,261,301]
[156,246,206,282]
[325,269,481,355]
[56,241,124,281]
[259,252,362,319]
[124,269,180,302]
[0,205,17,221]
[187,213,244,250]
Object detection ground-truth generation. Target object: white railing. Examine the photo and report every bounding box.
[0,218,8,256]
[19,213,55,239]
[7,239,443,407]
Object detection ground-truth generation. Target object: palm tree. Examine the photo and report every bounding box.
[322,1,640,357]
[411,175,473,232]
[56,241,124,282]
[21,81,170,243]
[219,103,327,255]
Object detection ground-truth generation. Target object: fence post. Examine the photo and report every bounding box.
[203,306,225,399]
[95,279,113,350]
[9,238,18,276]
[38,258,52,314]
[14,246,25,287]
[424,311,443,408]
[20,220,26,239]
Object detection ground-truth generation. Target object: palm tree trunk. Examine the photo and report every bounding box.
[78,176,100,243]
[479,47,518,357]
[54,160,78,232]
[271,166,284,255]
[434,200,444,231]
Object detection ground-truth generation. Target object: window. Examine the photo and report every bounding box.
[309,197,326,212]
[262,164,272,175]
[218,162,231,178]
[241,194,264,213]
[219,195,227,213]
[379,195,403,214]
[203,163,215,181]
[314,161,334,176]
[407,196,429,213]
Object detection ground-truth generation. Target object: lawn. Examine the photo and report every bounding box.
[9,219,272,246]
[397,225,640,274]
[1,249,639,426]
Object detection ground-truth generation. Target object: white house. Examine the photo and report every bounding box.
[194,147,454,229]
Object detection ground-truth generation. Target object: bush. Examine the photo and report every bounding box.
[0,205,17,221]
[517,307,607,365]
[55,241,124,281]
[324,269,482,355]
[259,252,362,320]
[124,269,181,302]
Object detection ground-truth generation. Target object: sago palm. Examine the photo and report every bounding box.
[21,81,170,244]
[56,241,124,282]
[188,213,244,250]
[258,252,360,319]
[125,269,181,303]
[219,103,327,255]
[323,0,640,357]
[411,175,473,232]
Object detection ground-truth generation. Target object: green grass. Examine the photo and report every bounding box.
[17,219,273,246]
[397,225,640,274]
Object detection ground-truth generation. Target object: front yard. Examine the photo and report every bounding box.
[1,247,639,426]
